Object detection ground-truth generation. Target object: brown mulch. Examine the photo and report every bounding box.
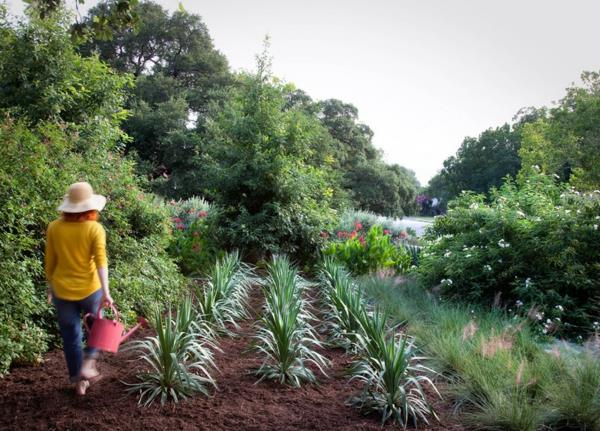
[0,287,466,431]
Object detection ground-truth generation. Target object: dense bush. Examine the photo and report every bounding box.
[0,11,185,376]
[419,172,600,337]
[166,197,223,275]
[323,224,412,275]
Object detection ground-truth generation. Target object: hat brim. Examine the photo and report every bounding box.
[57,194,106,213]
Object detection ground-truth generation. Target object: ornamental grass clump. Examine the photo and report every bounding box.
[349,307,440,428]
[254,256,329,387]
[195,251,256,333]
[125,298,217,406]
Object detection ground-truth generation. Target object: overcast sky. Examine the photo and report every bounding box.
[7,0,600,184]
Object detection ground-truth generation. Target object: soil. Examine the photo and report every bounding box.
[0,287,466,431]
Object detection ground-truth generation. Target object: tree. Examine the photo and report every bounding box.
[519,71,600,190]
[201,54,344,260]
[427,123,524,202]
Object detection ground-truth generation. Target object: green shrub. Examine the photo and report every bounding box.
[419,172,600,338]
[323,225,411,275]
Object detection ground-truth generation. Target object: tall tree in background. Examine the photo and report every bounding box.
[427,121,528,203]
[519,71,600,190]
[316,99,418,216]
[79,1,230,190]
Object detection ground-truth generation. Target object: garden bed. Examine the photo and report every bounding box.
[0,287,464,431]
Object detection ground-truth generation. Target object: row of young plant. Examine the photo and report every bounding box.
[363,276,600,431]
[125,252,256,406]
[318,258,439,427]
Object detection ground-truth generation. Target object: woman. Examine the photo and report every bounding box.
[45,182,113,396]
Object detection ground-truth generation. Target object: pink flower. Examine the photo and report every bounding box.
[358,235,366,246]
[355,221,363,231]
[349,230,357,239]
[198,210,208,218]
[384,229,391,235]
[320,231,329,238]
[337,231,348,239]
[400,231,408,239]
[173,217,182,223]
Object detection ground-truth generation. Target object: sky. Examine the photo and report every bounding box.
[6,0,600,184]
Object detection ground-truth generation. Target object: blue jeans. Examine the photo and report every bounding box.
[53,289,103,382]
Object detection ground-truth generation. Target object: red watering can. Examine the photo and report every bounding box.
[83,302,148,353]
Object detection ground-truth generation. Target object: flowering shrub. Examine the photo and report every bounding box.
[167,197,222,275]
[419,172,600,338]
[323,224,411,275]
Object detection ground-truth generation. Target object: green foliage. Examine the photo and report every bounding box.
[323,225,412,275]
[166,197,222,275]
[125,299,217,406]
[419,172,600,338]
[253,256,329,386]
[0,11,185,375]
[362,275,600,431]
[519,71,600,191]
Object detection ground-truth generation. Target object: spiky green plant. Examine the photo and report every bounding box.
[349,307,439,427]
[318,258,368,350]
[125,300,217,406]
[254,256,329,387]
[195,251,255,332]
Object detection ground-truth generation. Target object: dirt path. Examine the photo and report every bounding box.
[0,286,464,430]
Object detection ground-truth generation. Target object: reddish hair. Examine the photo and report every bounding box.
[61,210,99,222]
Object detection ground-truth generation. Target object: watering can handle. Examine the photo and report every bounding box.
[82,301,120,333]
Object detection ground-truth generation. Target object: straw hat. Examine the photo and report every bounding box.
[57,182,106,213]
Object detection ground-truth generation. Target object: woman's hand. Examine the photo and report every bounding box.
[102,292,114,306]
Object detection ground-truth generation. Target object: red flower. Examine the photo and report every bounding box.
[349,230,357,239]
[320,231,329,238]
[337,231,348,239]
[358,235,366,246]
[355,221,363,231]
[198,210,208,218]
[173,217,182,223]
[384,229,391,235]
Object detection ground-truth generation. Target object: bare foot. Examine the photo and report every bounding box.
[75,379,90,396]
[80,358,100,381]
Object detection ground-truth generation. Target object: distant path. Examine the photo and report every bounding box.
[401,217,433,237]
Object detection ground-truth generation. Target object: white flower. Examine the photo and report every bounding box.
[465,254,472,258]
[484,264,492,272]
[469,202,479,209]
[516,300,524,308]
[444,251,452,258]
[555,305,564,312]
[594,225,598,231]
[535,312,543,321]
[525,278,533,289]
[542,328,548,334]
[440,278,453,286]
[516,210,525,217]
[498,258,503,263]
[498,239,510,248]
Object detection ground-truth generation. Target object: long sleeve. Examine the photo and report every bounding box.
[91,223,108,269]
[44,224,56,283]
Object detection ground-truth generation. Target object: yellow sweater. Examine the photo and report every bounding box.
[45,219,107,301]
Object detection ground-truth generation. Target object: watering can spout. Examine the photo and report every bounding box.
[121,316,148,343]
